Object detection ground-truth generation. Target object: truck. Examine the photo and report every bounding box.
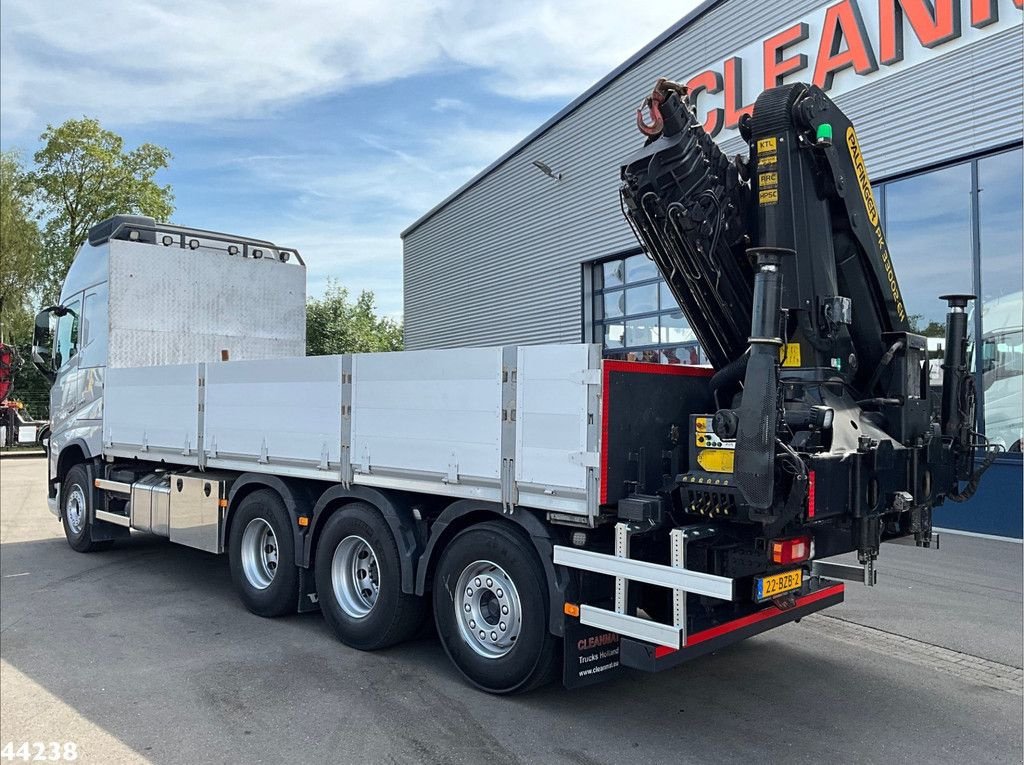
[31,81,992,694]
[0,343,48,449]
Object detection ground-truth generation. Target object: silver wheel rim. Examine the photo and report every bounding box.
[331,535,380,619]
[240,518,279,590]
[65,485,86,535]
[455,560,522,658]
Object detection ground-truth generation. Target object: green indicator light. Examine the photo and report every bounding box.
[816,123,833,144]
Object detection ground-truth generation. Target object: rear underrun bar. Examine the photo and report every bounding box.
[619,582,845,673]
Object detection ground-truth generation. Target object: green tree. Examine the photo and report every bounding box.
[0,152,50,415]
[306,280,403,355]
[29,118,174,301]
[0,151,42,344]
[907,313,947,338]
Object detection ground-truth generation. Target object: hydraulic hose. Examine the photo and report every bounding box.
[709,350,749,409]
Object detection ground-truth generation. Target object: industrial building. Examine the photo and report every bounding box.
[401,0,1023,536]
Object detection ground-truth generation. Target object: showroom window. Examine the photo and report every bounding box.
[885,161,973,333]
[589,146,1022,446]
[977,147,1023,450]
[593,252,706,365]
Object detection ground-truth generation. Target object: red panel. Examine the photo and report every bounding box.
[603,359,714,378]
[601,362,611,504]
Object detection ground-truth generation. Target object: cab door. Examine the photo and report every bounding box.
[49,294,83,437]
[77,283,108,424]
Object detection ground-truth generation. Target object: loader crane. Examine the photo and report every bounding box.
[619,79,991,584]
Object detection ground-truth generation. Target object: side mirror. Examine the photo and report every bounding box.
[32,307,57,382]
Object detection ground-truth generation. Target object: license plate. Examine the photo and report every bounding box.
[755,569,803,602]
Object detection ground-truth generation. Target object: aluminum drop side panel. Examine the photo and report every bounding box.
[351,347,505,483]
[103,364,201,464]
[514,344,601,516]
[204,356,344,479]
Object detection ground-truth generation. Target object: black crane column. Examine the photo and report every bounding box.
[732,247,794,512]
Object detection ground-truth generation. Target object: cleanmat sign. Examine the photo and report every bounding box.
[683,0,1022,139]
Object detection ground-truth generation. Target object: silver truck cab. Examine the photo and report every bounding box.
[34,224,121,515]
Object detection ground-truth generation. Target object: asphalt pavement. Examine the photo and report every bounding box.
[1,456,1021,764]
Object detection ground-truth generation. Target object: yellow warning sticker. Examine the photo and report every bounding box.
[759,153,777,168]
[759,188,779,205]
[757,137,777,154]
[780,342,801,367]
[695,417,709,433]
[759,172,778,188]
[697,448,735,474]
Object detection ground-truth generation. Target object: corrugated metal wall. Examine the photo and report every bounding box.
[403,0,1023,350]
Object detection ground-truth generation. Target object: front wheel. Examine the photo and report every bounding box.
[433,521,559,694]
[61,464,114,553]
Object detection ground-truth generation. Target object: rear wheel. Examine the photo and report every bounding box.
[433,521,559,694]
[228,490,299,617]
[315,503,426,650]
[61,464,114,553]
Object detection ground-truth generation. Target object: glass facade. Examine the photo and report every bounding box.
[884,162,973,333]
[976,149,1023,451]
[590,146,1023,449]
[593,253,706,365]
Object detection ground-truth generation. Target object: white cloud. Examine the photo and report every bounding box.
[438,2,701,101]
[1,0,699,137]
[431,97,469,113]
[1,0,443,136]
[227,118,540,317]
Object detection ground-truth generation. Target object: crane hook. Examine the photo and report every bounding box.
[635,78,689,138]
[636,91,665,137]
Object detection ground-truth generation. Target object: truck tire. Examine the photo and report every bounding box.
[61,464,114,553]
[228,490,299,617]
[432,521,559,694]
[314,503,426,650]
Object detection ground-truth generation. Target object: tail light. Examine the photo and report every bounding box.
[807,470,816,518]
[771,535,814,565]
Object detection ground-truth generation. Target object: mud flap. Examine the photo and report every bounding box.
[563,615,626,689]
[296,565,320,614]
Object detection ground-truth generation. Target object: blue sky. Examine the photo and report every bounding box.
[1,0,700,317]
